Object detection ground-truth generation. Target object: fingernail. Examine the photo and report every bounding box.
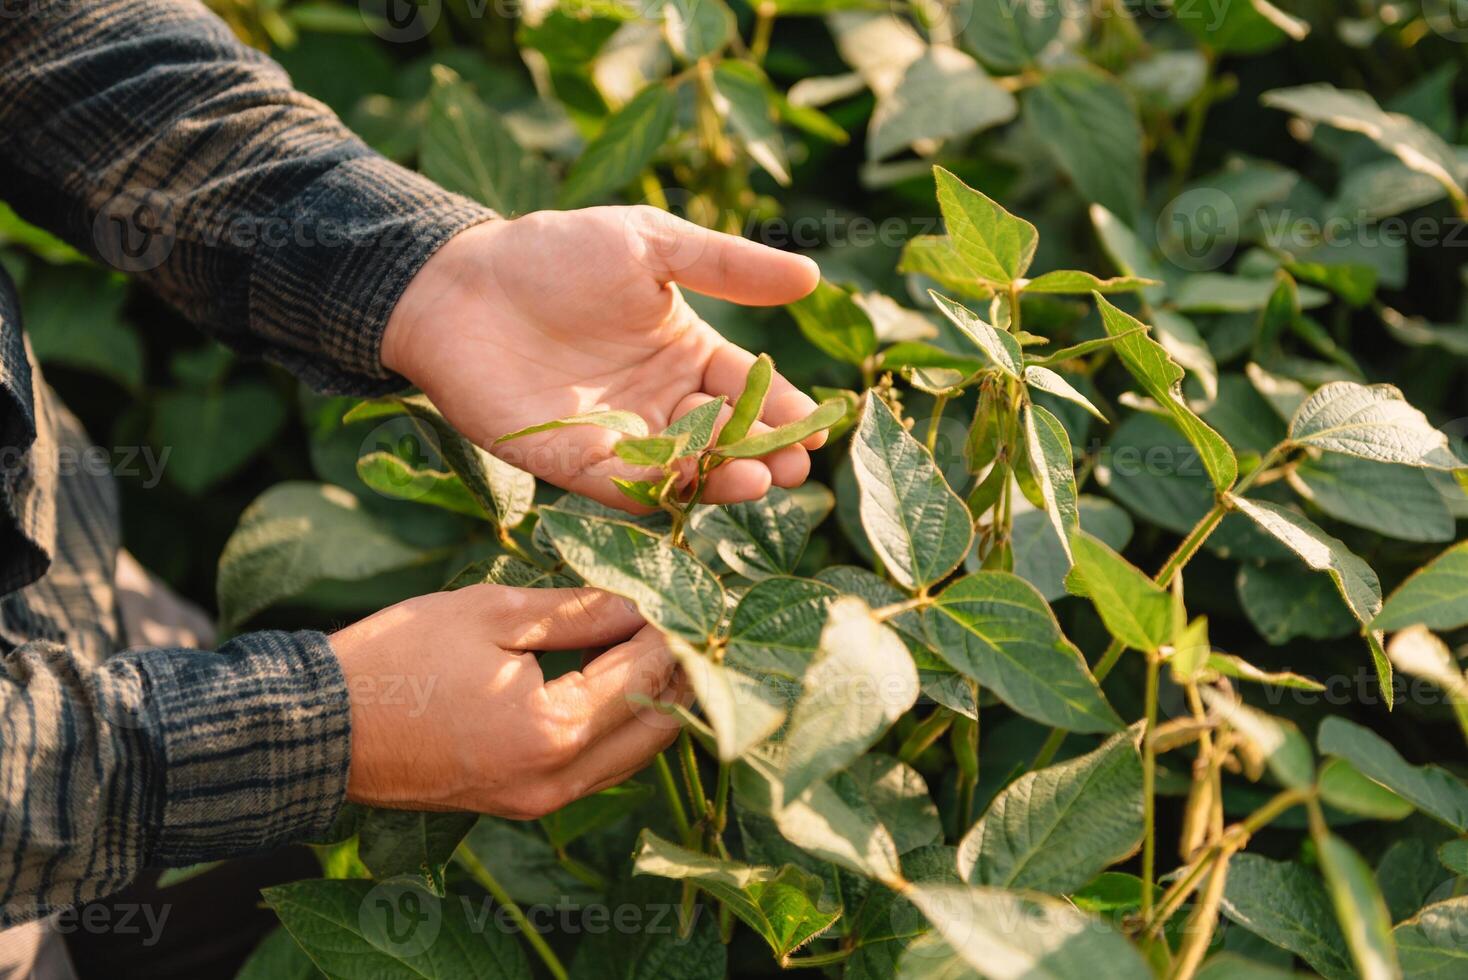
[622,598,641,617]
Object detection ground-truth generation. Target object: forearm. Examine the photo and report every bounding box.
[0,0,493,393]
[0,630,349,926]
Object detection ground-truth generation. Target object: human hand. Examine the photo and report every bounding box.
[381,207,824,508]
[332,583,688,819]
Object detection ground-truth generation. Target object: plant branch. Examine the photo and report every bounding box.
[653,751,692,842]
[1141,650,1161,921]
[457,844,569,980]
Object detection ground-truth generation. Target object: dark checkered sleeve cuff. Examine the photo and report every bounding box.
[137,630,351,867]
[249,157,496,395]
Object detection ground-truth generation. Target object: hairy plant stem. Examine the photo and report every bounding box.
[679,730,711,827]
[653,752,692,842]
[783,947,854,969]
[926,393,950,454]
[457,844,569,980]
[1141,650,1161,921]
[750,2,776,63]
[1171,854,1230,980]
[1142,787,1313,936]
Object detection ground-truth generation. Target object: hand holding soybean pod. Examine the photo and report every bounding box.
[216,168,1468,980]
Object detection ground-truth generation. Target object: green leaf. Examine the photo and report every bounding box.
[1230,496,1384,636]
[1023,69,1144,224]
[664,0,735,61]
[1315,833,1401,980]
[459,818,599,907]
[928,572,1122,733]
[1022,270,1157,295]
[816,566,979,720]
[1064,532,1175,654]
[355,810,477,896]
[1201,689,1315,791]
[152,383,287,495]
[1089,205,1170,306]
[905,883,1151,979]
[928,291,1023,379]
[958,730,1143,893]
[540,783,654,850]
[356,452,483,519]
[711,61,790,185]
[444,555,574,591]
[1263,84,1466,212]
[781,597,919,800]
[1175,0,1306,54]
[724,576,836,680]
[1027,328,1149,368]
[236,927,318,980]
[420,67,554,215]
[537,508,724,642]
[1237,562,1357,645]
[559,84,678,208]
[1317,758,1414,822]
[1174,274,1328,314]
[689,488,810,580]
[1221,855,1355,980]
[897,235,996,300]
[663,396,727,456]
[714,400,847,459]
[960,0,1063,73]
[848,755,943,855]
[1440,841,1468,876]
[373,396,536,529]
[494,409,649,444]
[633,831,839,961]
[1288,381,1464,470]
[1374,541,1468,633]
[737,750,904,885]
[217,483,426,630]
[567,877,726,980]
[1021,403,1080,564]
[614,434,686,467]
[1292,456,1455,543]
[718,353,774,448]
[516,9,624,66]
[881,342,987,375]
[787,280,879,366]
[932,166,1038,285]
[1096,296,1238,490]
[1318,717,1468,832]
[675,641,788,761]
[850,396,973,592]
[1394,897,1468,978]
[867,46,1015,161]
[1205,652,1326,692]
[19,266,143,390]
[262,878,532,980]
[1004,497,1133,602]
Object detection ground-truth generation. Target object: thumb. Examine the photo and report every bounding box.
[630,207,819,306]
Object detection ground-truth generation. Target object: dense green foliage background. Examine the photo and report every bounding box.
[4,1,1468,978]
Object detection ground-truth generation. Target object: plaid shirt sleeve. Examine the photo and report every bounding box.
[1,630,351,927]
[0,0,496,394]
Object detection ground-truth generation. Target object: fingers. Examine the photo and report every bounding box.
[632,208,819,306]
[542,625,678,744]
[567,671,693,798]
[466,584,646,650]
[704,343,827,450]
